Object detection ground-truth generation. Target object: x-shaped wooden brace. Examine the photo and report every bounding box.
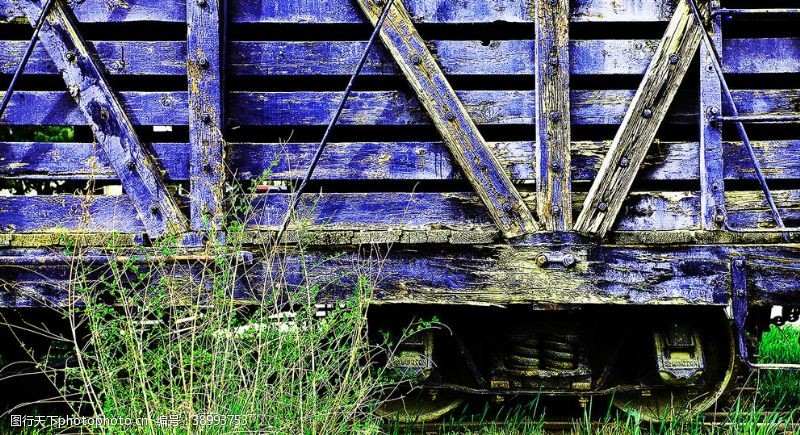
[574,0,709,238]
[355,0,538,238]
[13,0,189,239]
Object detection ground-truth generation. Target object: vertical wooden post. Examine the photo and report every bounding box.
[699,0,724,230]
[188,0,226,235]
[535,0,572,231]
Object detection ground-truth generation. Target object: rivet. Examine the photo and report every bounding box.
[197,0,207,6]
[619,157,630,167]
[550,162,560,172]
[65,51,76,62]
[714,214,724,223]
[549,55,558,66]
[198,57,210,69]
[712,183,719,192]
[536,254,549,267]
[203,163,212,173]
[597,202,608,212]
[733,259,745,268]
[549,111,561,122]
[126,160,136,171]
[503,203,513,212]
[201,113,212,124]
[709,107,719,116]
[668,53,679,64]
[562,255,576,268]
[642,108,653,119]
[150,205,160,215]
[410,54,422,65]
[552,205,561,215]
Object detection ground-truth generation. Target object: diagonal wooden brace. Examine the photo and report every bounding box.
[13,0,188,239]
[354,0,538,238]
[573,0,707,238]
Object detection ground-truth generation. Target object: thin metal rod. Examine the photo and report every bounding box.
[0,0,58,121]
[711,114,800,124]
[687,0,787,236]
[274,0,395,243]
[713,8,800,16]
[724,221,800,235]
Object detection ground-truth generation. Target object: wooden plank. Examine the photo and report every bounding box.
[2,89,797,127]
[4,140,800,183]
[10,0,188,238]
[699,7,724,230]
[574,0,707,238]
[0,41,186,75]
[0,195,144,233]
[9,38,796,77]
[535,0,571,230]
[726,190,800,228]
[187,0,225,233]
[1,0,678,23]
[353,0,537,237]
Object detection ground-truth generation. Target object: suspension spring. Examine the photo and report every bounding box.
[505,336,541,371]
[541,333,580,370]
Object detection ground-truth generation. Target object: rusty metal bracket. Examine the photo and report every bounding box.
[535,252,577,269]
[731,258,800,371]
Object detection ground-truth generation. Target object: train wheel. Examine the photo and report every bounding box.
[613,309,736,421]
[375,389,465,423]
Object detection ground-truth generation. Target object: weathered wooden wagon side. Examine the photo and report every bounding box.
[1,0,799,420]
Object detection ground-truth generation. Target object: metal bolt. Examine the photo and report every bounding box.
[619,157,630,167]
[150,205,160,215]
[552,205,561,215]
[373,0,385,5]
[126,160,136,171]
[536,254,549,267]
[642,108,653,119]
[446,112,456,121]
[562,255,576,268]
[410,54,422,65]
[712,183,719,192]
[549,111,561,122]
[65,51,76,62]
[547,0,557,5]
[715,214,724,223]
[550,162,560,172]
[197,0,207,5]
[198,57,210,69]
[709,106,719,116]
[203,163,212,173]
[549,55,558,66]
[668,53,679,65]
[597,202,608,212]
[201,113,212,124]
[733,259,745,268]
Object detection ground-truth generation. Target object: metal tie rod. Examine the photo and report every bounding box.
[713,8,800,16]
[710,114,800,124]
[687,0,790,239]
[273,0,396,244]
[0,0,58,121]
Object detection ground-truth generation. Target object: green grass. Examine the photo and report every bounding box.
[757,324,800,407]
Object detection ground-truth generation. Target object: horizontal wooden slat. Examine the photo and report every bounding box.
[0,89,796,126]
[0,0,673,24]
[0,195,144,233]
[1,189,796,235]
[4,38,794,77]
[0,41,186,75]
[3,140,800,182]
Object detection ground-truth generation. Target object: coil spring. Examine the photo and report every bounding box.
[541,333,579,370]
[505,337,541,371]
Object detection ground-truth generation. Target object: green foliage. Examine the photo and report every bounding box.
[758,325,800,407]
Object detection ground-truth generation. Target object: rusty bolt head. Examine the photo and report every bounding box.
[549,55,558,66]
[714,214,725,223]
[203,163,213,173]
[669,53,680,64]
[197,0,207,6]
[562,254,576,268]
[619,157,630,167]
[201,113,212,124]
[536,254,549,267]
[597,202,608,212]
[126,160,136,171]
[642,108,653,119]
[549,111,561,122]
[552,205,561,215]
[709,106,719,116]
[65,51,76,62]
[547,0,558,5]
[410,54,422,65]
[198,57,210,69]
[150,205,160,215]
